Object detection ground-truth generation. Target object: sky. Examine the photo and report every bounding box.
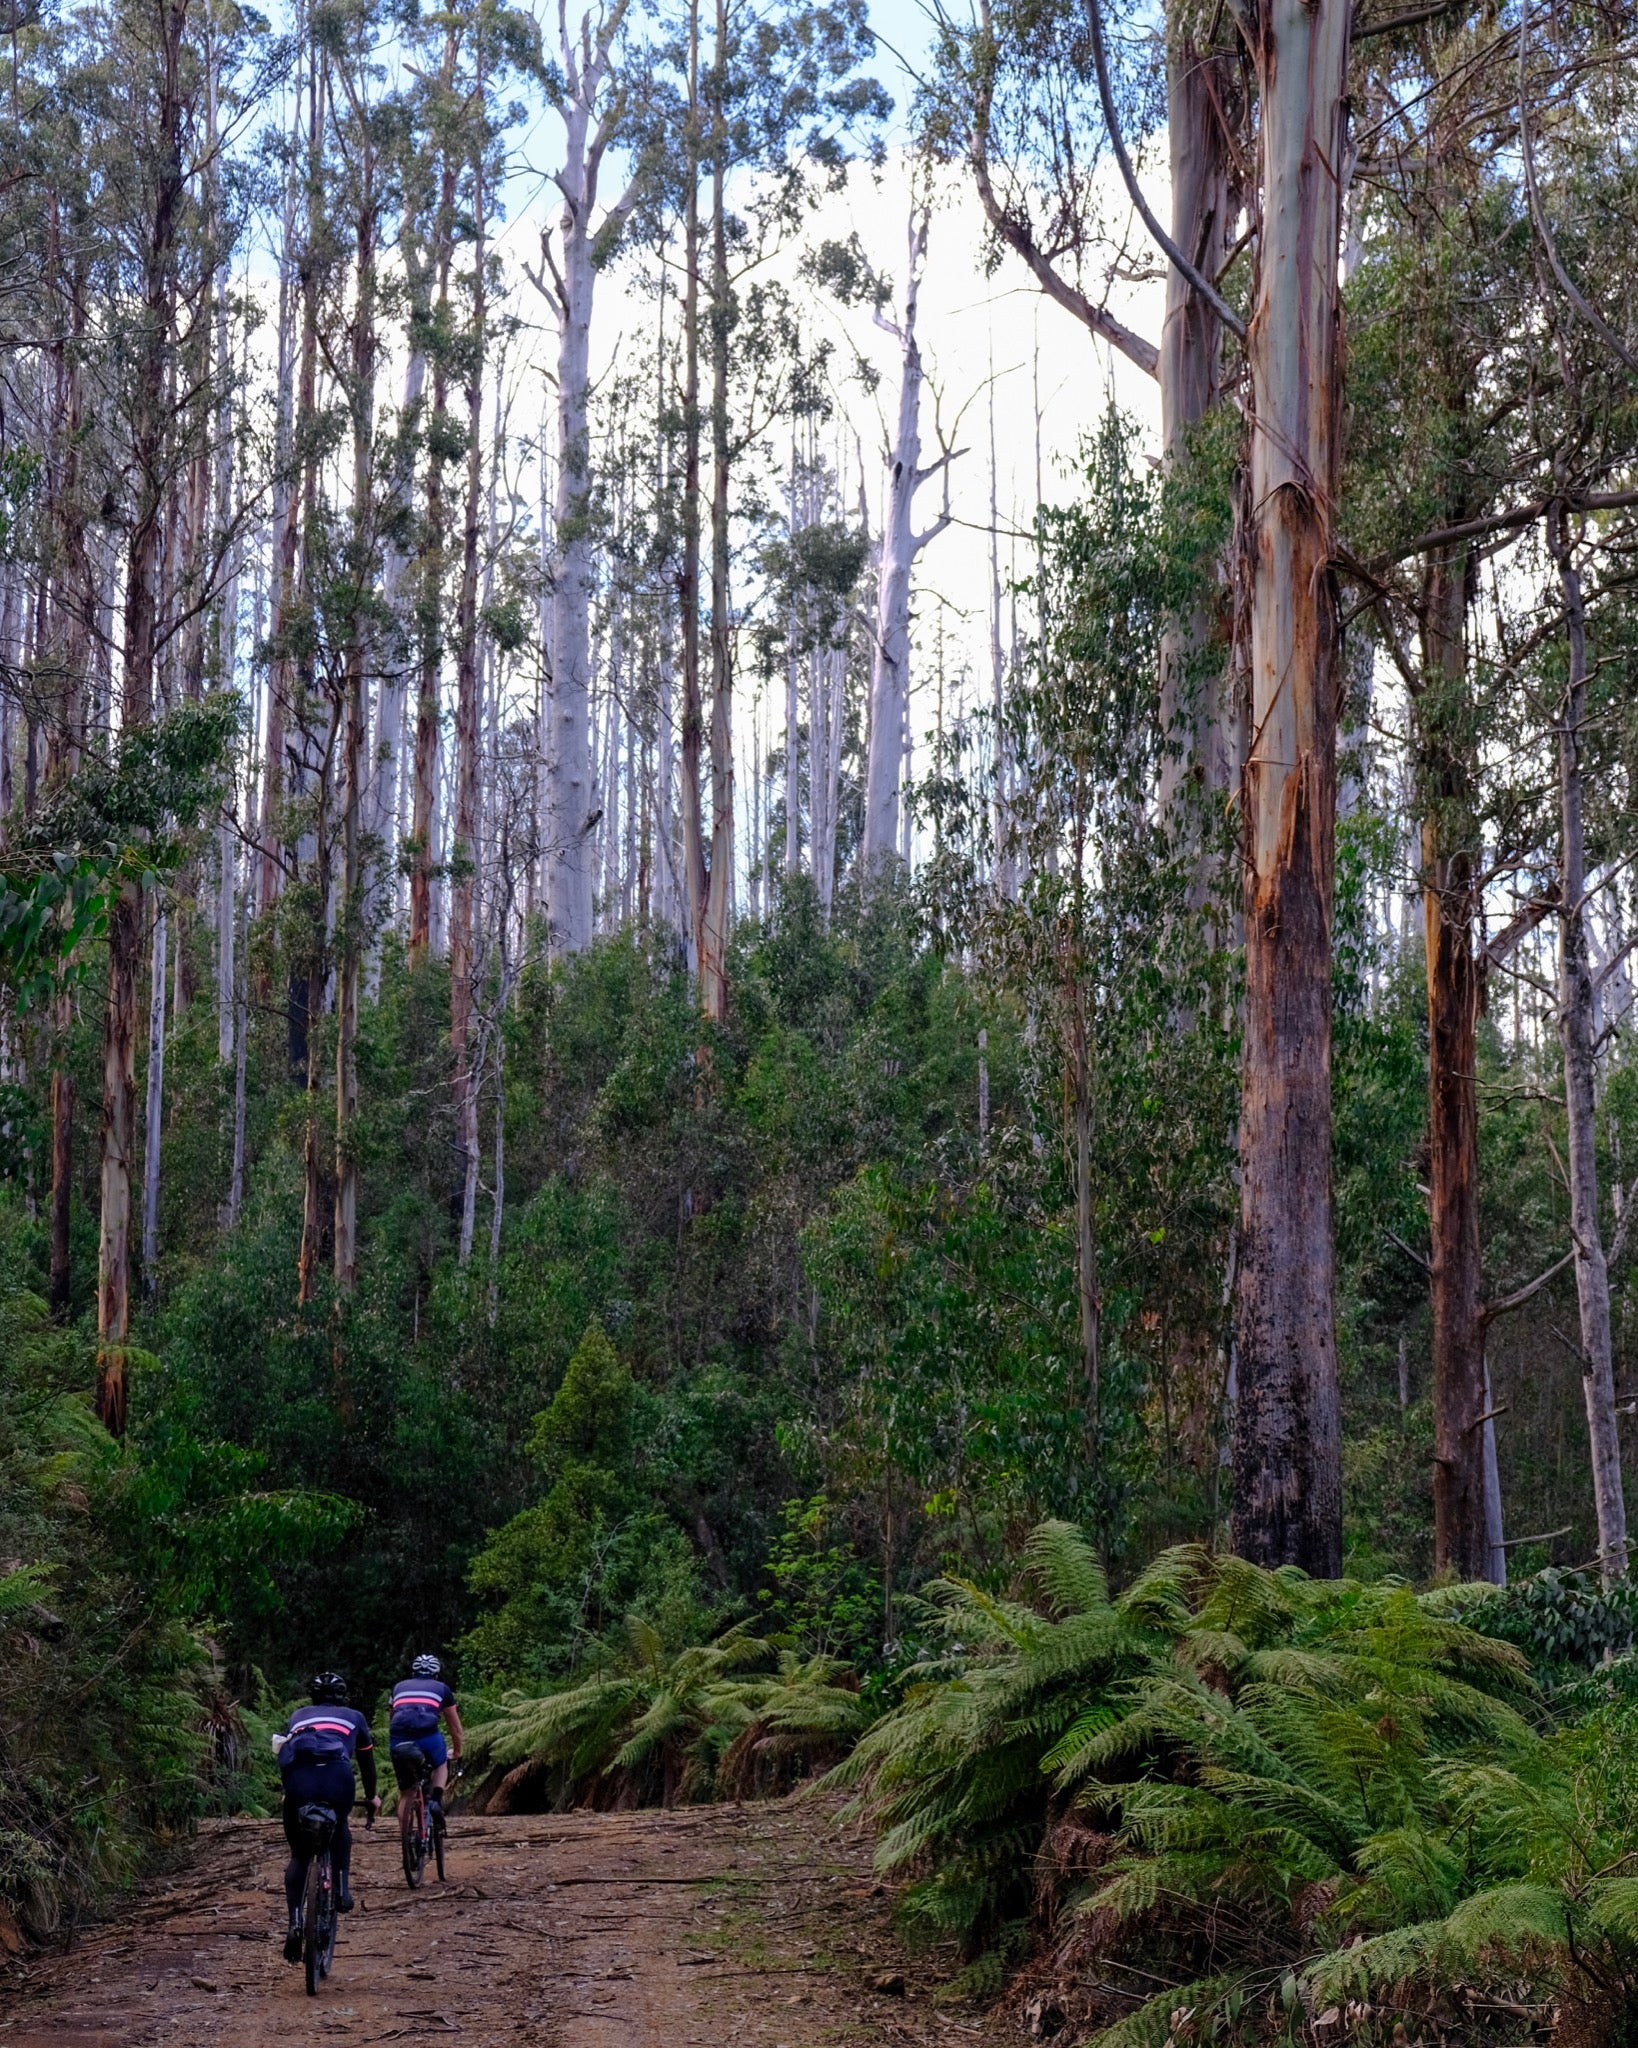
[243,0,1171,878]
[478,0,1169,843]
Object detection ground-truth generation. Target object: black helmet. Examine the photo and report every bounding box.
[410,1654,442,1679]
[310,1670,349,1704]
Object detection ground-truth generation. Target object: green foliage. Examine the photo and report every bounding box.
[464,1323,707,1683]
[0,699,236,1010]
[826,1522,1167,1951]
[465,1616,866,1809]
[0,1197,345,1933]
[829,1520,1541,2007]
[1456,1568,1638,1684]
[757,1496,882,1667]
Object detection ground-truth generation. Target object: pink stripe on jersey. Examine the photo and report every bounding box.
[393,1693,445,1711]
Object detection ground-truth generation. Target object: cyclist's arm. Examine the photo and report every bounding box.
[356,1734,379,1804]
[445,1700,464,1762]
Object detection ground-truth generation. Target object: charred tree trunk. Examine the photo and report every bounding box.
[141,905,168,1294]
[49,1030,73,1319]
[1416,542,1494,1581]
[1230,0,1350,1574]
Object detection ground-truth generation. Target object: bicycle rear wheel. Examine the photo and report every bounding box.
[302,1853,327,1996]
[401,1789,424,1889]
[317,1860,337,1981]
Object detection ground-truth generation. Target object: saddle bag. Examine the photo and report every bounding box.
[390,1741,432,1790]
[292,1802,337,1856]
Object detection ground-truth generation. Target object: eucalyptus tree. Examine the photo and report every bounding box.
[663,0,884,1018]
[1338,0,1638,1580]
[537,0,664,957]
[1342,32,1539,1583]
[988,410,1236,1541]
[445,2,537,1260]
[90,0,214,1428]
[1513,25,1638,1578]
[856,193,959,883]
[937,0,1350,1564]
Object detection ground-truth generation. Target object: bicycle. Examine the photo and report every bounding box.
[292,1799,373,1994]
[393,1743,448,1889]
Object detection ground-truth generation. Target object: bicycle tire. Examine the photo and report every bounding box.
[303,1852,326,1997]
[433,1806,446,1883]
[317,1858,337,1982]
[401,1788,424,1889]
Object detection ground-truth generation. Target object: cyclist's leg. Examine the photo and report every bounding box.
[421,1730,449,1803]
[326,1771,357,1908]
[279,1790,311,1958]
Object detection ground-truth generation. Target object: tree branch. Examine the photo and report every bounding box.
[1086,0,1246,340]
[1519,0,1638,377]
[967,0,1158,377]
[1368,488,1638,571]
[1355,0,1463,35]
[1481,886,1559,973]
[1484,1248,1575,1322]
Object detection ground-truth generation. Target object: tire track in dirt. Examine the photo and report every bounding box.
[0,1800,1011,2047]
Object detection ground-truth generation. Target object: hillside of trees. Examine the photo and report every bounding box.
[3,0,1638,2033]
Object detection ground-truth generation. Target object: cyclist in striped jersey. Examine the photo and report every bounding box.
[271,1672,379,1959]
[387,1654,464,1819]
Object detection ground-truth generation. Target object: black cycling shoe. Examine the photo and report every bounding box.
[336,1885,355,1914]
[283,1919,303,1963]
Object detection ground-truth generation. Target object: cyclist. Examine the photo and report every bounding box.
[387,1654,464,1821]
[271,1671,380,1961]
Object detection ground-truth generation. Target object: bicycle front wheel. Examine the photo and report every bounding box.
[433,1806,446,1883]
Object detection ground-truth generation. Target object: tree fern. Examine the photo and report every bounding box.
[828,1517,1577,2036]
[466,1618,860,1809]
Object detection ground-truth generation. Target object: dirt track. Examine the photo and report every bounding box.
[0,1799,1008,2047]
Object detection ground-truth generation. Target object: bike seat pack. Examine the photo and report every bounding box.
[292,1803,337,1855]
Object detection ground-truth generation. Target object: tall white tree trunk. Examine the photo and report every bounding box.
[987,373,1013,899]
[366,343,426,994]
[208,23,239,1067]
[861,202,951,880]
[544,1,640,955]
[548,203,596,952]
[1549,504,1628,1584]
